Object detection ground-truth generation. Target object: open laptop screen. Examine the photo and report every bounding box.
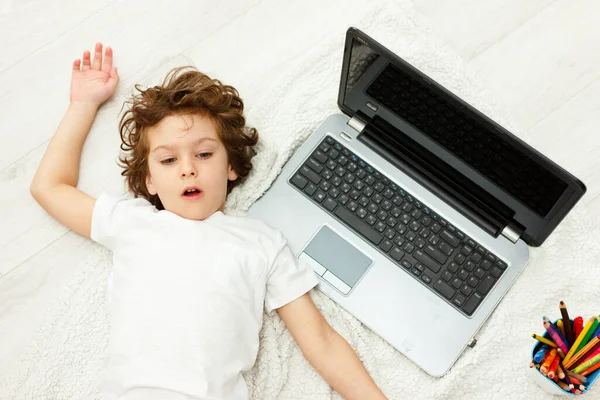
[337,28,586,246]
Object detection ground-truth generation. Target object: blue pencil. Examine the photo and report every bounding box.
[534,344,549,363]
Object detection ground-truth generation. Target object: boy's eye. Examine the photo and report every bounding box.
[160,153,212,165]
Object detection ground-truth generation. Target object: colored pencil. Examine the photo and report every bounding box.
[566,370,588,384]
[531,333,557,348]
[547,355,560,379]
[541,348,557,375]
[575,316,599,354]
[560,301,575,346]
[564,333,600,369]
[562,365,575,390]
[581,361,600,377]
[556,348,566,359]
[557,381,570,392]
[572,353,600,374]
[542,317,569,355]
[564,316,596,365]
[578,346,600,366]
[557,363,565,379]
[574,316,584,339]
[556,319,566,339]
[533,344,549,363]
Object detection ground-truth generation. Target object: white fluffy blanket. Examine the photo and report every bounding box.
[2,0,599,399]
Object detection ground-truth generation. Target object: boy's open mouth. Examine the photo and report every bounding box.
[181,186,203,198]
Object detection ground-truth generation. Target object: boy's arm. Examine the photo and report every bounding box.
[277,293,388,400]
[30,42,119,239]
[30,102,99,238]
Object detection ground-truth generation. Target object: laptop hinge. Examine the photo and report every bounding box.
[501,226,520,243]
[348,116,366,133]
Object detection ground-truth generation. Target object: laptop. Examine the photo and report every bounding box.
[247,27,586,376]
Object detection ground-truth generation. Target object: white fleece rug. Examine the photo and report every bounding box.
[2,0,599,399]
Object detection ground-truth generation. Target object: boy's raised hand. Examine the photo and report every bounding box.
[70,42,120,106]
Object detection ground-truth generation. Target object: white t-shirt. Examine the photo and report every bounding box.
[90,192,320,400]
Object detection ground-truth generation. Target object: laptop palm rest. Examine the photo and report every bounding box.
[299,225,373,295]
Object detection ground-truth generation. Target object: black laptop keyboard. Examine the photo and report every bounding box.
[289,135,508,316]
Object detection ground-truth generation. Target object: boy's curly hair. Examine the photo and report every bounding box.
[117,66,259,210]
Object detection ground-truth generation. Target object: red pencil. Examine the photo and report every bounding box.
[574,316,584,339]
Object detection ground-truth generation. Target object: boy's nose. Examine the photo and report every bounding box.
[180,157,197,177]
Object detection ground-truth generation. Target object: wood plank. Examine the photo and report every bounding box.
[412,0,556,61]
[468,0,600,130]
[526,78,600,216]
[0,0,117,73]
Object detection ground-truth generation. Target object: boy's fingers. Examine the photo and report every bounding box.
[101,46,113,74]
[82,50,91,71]
[92,42,103,70]
[72,59,81,72]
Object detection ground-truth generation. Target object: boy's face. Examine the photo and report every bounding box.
[145,113,238,220]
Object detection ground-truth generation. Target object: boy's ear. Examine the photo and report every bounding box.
[227,163,238,182]
[146,173,157,195]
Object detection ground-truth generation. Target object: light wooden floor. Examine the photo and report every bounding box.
[1,0,598,384]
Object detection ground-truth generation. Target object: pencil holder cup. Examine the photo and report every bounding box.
[529,319,600,396]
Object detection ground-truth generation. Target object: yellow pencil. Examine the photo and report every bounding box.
[532,333,557,348]
[564,315,597,365]
[557,319,566,338]
[564,332,600,369]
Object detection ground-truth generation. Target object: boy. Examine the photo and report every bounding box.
[30,42,387,400]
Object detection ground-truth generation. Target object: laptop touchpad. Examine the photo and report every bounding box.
[300,225,373,295]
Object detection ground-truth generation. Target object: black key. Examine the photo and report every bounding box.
[454,253,466,264]
[300,165,322,184]
[439,241,453,256]
[323,198,337,211]
[461,245,473,256]
[380,239,393,253]
[474,267,485,279]
[434,279,456,300]
[452,294,466,307]
[291,174,308,189]
[481,259,492,271]
[463,292,483,315]
[457,269,469,281]
[421,274,432,284]
[471,252,483,263]
[467,276,479,288]
[496,260,508,270]
[447,261,459,273]
[313,150,328,163]
[304,183,317,196]
[464,260,476,272]
[440,230,460,247]
[390,247,404,261]
[461,284,472,296]
[490,266,503,278]
[441,271,453,282]
[477,275,496,295]
[401,259,412,269]
[314,191,327,202]
[424,245,448,265]
[451,278,462,289]
[334,206,383,245]
[414,250,441,274]
[411,267,421,276]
